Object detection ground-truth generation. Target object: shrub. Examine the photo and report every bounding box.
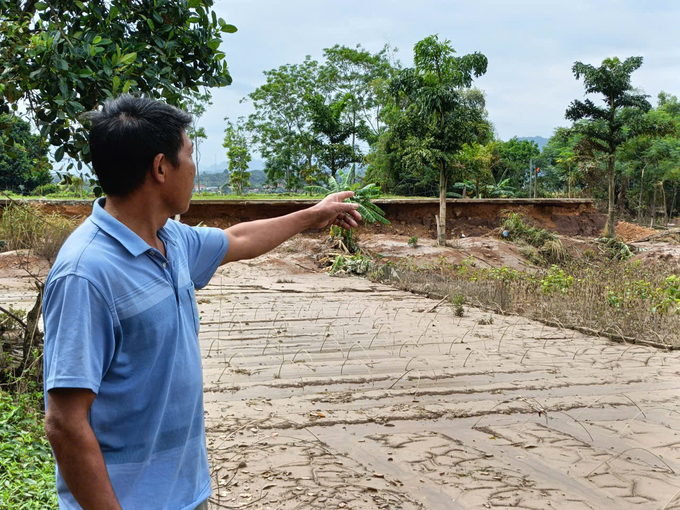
[408,235,419,248]
[0,202,78,261]
[0,391,57,509]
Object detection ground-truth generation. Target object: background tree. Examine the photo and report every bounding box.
[308,94,361,179]
[390,36,488,245]
[246,57,318,191]
[566,56,651,237]
[0,0,236,171]
[182,90,213,194]
[495,138,541,195]
[223,117,252,195]
[0,114,51,194]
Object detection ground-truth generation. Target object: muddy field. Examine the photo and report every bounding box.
[192,246,680,510]
[2,231,680,509]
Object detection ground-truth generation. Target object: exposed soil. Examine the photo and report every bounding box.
[615,221,657,243]
[1,198,606,239]
[3,220,680,509]
[195,251,680,509]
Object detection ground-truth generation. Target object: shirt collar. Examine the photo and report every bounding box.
[90,198,176,258]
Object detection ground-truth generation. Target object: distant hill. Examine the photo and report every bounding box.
[517,136,549,151]
[200,158,266,174]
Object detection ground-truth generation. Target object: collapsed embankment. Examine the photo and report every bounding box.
[0,198,605,238]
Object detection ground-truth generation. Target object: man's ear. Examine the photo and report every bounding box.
[150,153,167,184]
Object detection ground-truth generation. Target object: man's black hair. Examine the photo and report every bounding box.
[85,95,192,197]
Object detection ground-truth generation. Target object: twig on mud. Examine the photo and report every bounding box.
[663,488,680,510]
[340,343,373,374]
[619,407,680,437]
[462,349,495,377]
[575,394,646,421]
[586,447,675,477]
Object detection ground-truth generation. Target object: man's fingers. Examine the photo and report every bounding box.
[333,191,355,201]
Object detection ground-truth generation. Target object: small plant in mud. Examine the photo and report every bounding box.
[408,235,419,248]
[540,265,574,295]
[451,294,466,317]
[330,253,372,276]
[477,314,494,325]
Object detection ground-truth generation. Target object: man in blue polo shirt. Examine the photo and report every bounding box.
[42,95,361,510]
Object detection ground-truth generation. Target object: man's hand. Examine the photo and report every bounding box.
[309,191,362,230]
[221,191,363,264]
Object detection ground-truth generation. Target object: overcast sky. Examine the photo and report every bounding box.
[197,0,680,168]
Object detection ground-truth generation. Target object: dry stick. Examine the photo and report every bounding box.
[572,347,602,360]
[554,411,594,442]
[497,320,519,353]
[398,340,418,358]
[575,393,646,422]
[586,448,675,478]
[462,349,495,378]
[339,359,374,386]
[472,399,527,429]
[619,407,680,438]
[663,488,680,510]
[368,324,385,350]
[340,343,373,372]
[0,306,27,329]
[519,348,556,368]
[448,323,477,355]
[404,355,436,378]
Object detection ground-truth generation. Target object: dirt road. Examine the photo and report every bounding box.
[199,255,680,510]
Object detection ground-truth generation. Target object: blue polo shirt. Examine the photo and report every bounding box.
[43,198,228,509]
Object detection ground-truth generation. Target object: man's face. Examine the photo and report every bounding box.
[165,131,196,215]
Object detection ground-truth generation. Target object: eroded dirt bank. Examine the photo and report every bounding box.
[1,198,606,238]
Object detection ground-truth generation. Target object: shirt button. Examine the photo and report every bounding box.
[162,262,167,268]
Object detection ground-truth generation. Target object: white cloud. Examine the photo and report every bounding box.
[197,0,680,166]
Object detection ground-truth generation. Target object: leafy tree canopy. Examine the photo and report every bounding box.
[0,0,236,171]
[0,114,51,193]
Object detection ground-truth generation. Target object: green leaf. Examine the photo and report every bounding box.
[122,80,133,93]
[146,18,155,31]
[188,0,201,7]
[92,35,102,45]
[74,0,85,8]
[206,38,221,51]
[34,1,48,9]
[112,75,120,92]
[219,22,237,34]
[54,146,65,162]
[117,52,137,66]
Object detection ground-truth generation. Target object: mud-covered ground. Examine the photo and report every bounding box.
[195,244,680,510]
[2,228,680,509]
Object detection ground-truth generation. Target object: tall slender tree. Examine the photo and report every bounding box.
[566,57,651,237]
[391,35,488,245]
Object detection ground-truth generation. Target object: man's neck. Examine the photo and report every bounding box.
[103,193,169,253]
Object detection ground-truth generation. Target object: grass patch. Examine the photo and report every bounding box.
[0,390,57,509]
[372,255,680,346]
[500,212,567,265]
[0,202,78,261]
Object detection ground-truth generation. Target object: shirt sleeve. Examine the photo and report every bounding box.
[177,223,229,290]
[43,275,117,394]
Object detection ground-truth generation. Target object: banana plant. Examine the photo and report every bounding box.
[305,169,389,254]
[304,169,390,225]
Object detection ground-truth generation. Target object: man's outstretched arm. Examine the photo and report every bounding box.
[45,388,122,510]
[221,191,362,264]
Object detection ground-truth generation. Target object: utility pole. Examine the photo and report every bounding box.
[529,159,533,198]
